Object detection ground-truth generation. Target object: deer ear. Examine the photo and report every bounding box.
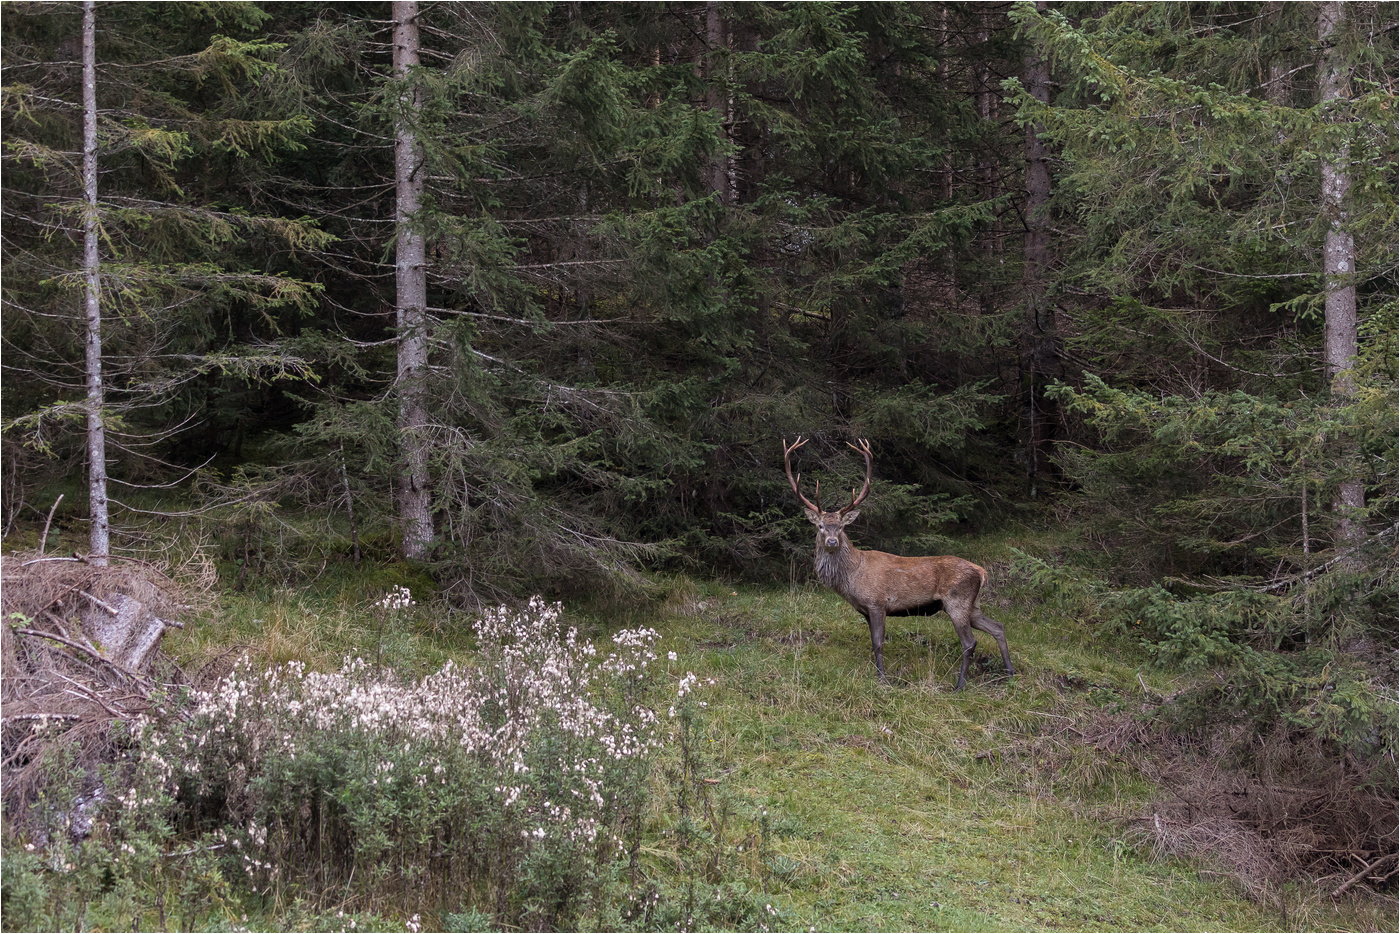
[840,509,860,526]
[804,506,821,524]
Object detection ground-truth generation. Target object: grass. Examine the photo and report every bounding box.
[155,560,1395,933]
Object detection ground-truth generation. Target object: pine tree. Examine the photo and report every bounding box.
[1005,0,1397,758]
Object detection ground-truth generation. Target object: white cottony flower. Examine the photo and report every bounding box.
[376,585,415,611]
[171,595,668,884]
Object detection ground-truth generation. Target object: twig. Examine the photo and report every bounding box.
[60,684,127,719]
[78,589,120,615]
[12,627,150,688]
[163,843,225,859]
[2,713,84,724]
[63,689,124,719]
[337,443,361,569]
[39,493,63,556]
[1331,852,1398,899]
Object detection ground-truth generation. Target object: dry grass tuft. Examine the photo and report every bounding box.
[1083,710,1400,904]
[972,694,1397,904]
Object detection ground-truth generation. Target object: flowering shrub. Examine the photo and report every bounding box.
[143,598,664,928]
[2,597,793,932]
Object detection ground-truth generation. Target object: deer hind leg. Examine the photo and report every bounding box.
[864,607,888,682]
[971,608,1014,679]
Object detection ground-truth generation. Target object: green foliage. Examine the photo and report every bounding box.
[146,599,663,927]
[7,572,1396,930]
[1008,2,1396,311]
[991,6,1398,825]
[1020,366,1396,771]
[1044,375,1389,577]
[1,0,328,528]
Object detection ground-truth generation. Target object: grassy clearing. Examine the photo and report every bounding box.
[154,562,1395,933]
[640,581,1394,932]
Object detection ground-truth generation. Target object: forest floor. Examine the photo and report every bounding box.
[156,536,1397,933]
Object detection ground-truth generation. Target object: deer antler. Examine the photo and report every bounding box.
[838,439,873,515]
[782,437,821,513]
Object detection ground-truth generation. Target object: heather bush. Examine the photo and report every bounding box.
[145,597,665,928]
[2,595,796,930]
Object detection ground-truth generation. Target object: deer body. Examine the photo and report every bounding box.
[786,438,1013,689]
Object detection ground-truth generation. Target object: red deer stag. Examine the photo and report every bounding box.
[783,437,1013,689]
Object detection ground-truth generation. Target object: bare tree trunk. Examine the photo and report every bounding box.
[1317,0,1364,555]
[82,0,109,566]
[705,0,730,204]
[938,5,954,204]
[975,10,999,318]
[1022,0,1056,495]
[938,5,957,308]
[976,12,996,198]
[393,0,433,560]
[1266,2,1293,109]
[732,17,763,206]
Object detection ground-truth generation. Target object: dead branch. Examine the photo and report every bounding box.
[1331,852,1399,899]
[2,713,83,724]
[12,627,151,688]
[38,494,62,556]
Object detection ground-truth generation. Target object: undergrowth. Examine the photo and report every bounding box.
[2,555,1396,932]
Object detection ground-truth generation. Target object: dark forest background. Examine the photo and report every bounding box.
[3,0,1397,820]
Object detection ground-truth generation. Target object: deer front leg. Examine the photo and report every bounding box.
[866,606,887,682]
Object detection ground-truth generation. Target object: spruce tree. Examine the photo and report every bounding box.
[1317,0,1366,557]
[2,2,328,555]
[1006,0,1396,758]
[391,0,433,560]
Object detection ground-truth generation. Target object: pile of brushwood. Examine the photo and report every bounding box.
[1011,686,1400,907]
[1,554,201,838]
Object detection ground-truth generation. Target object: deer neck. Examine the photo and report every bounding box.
[814,538,861,592]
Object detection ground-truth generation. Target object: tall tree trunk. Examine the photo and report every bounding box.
[393,0,433,560]
[1317,0,1364,554]
[937,5,956,308]
[1023,0,1057,494]
[705,0,731,204]
[976,12,996,201]
[975,10,999,321]
[82,0,109,565]
[731,16,763,206]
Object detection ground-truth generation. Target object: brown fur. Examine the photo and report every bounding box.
[806,512,1013,688]
[785,437,1012,688]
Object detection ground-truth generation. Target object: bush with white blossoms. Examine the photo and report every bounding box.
[139,597,664,929]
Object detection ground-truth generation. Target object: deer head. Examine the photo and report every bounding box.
[783,437,873,552]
